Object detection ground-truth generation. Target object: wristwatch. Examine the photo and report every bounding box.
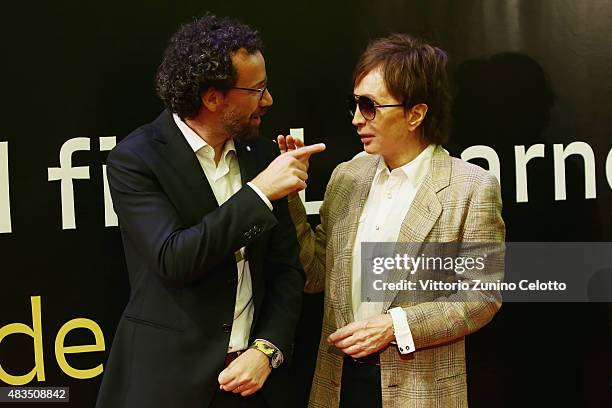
[249,340,283,368]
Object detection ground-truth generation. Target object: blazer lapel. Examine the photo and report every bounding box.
[331,156,380,328]
[152,111,219,215]
[382,146,451,308]
[234,139,266,322]
[234,140,259,186]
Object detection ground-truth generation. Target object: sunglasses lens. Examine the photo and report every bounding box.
[357,96,376,120]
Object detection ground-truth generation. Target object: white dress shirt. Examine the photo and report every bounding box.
[351,144,435,350]
[173,114,271,352]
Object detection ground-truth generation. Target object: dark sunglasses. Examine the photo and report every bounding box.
[348,94,404,121]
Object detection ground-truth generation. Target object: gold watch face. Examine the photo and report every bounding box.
[251,341,282,368]
[255,342,275,357]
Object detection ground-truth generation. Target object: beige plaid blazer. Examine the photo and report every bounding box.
[288,145,505,408]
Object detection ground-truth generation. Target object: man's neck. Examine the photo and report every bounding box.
[384,139,430,170]
[185,118,228,165]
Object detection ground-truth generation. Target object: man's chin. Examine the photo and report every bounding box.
[234,124,259,141]
[363,143,377,154]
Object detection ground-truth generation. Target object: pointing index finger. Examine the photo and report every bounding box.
[288,143,326,159]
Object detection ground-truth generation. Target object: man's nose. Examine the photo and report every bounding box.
[260,88,273,107]
[352,105,366,126]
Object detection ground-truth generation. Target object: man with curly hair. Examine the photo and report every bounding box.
[96,14,324,408]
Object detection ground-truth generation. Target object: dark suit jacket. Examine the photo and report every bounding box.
[96,111,304,408]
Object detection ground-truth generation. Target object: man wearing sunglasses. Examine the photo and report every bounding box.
[97,15,325,408]
[282,33,504,408]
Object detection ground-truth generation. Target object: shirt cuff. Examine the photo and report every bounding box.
[247,182,273,211]
[252,338,284,363]
[388,307,416,354]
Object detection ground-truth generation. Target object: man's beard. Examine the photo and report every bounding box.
[221,106,260,141]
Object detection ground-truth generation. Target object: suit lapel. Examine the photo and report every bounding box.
[233,139,266,323]
[153,111,219,215]
[234,140,259,185]
[331,156,380,328]
[382,146,451,308]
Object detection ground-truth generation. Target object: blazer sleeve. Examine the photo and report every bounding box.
[402,173,506,349]
[286,164,343,294]
[106,142,279,288]
[248,144,305,361]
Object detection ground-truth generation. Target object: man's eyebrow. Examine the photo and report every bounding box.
[361,93,381,103]
[251,77,267,88]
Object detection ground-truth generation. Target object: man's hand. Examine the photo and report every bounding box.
[328,314,395,358]
[250,142,325,201]
[218,348,272,397]
[277,135,304,153]
[277,134,309,168]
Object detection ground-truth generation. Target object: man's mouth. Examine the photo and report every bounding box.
[250,111,266,125]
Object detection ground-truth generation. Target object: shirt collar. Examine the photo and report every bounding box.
[375,143,436,185]
[172,113,236,159]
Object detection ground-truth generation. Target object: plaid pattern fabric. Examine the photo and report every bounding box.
[288,146,505,408]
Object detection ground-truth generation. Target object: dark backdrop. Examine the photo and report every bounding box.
[1,1,611,407]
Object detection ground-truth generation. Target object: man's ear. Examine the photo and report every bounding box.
[406,103,428,132]
[201,88,224,112]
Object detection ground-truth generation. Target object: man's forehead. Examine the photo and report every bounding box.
[355,69,390,98]
[232,47,259,59]
[231,49,266,84]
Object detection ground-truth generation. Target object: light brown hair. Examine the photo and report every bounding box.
[353,33,450,144]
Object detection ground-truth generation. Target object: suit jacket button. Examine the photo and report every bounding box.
[222,323,232,333]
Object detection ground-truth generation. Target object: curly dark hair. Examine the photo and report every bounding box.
[155,15,263,119]
[353,33,451,145]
